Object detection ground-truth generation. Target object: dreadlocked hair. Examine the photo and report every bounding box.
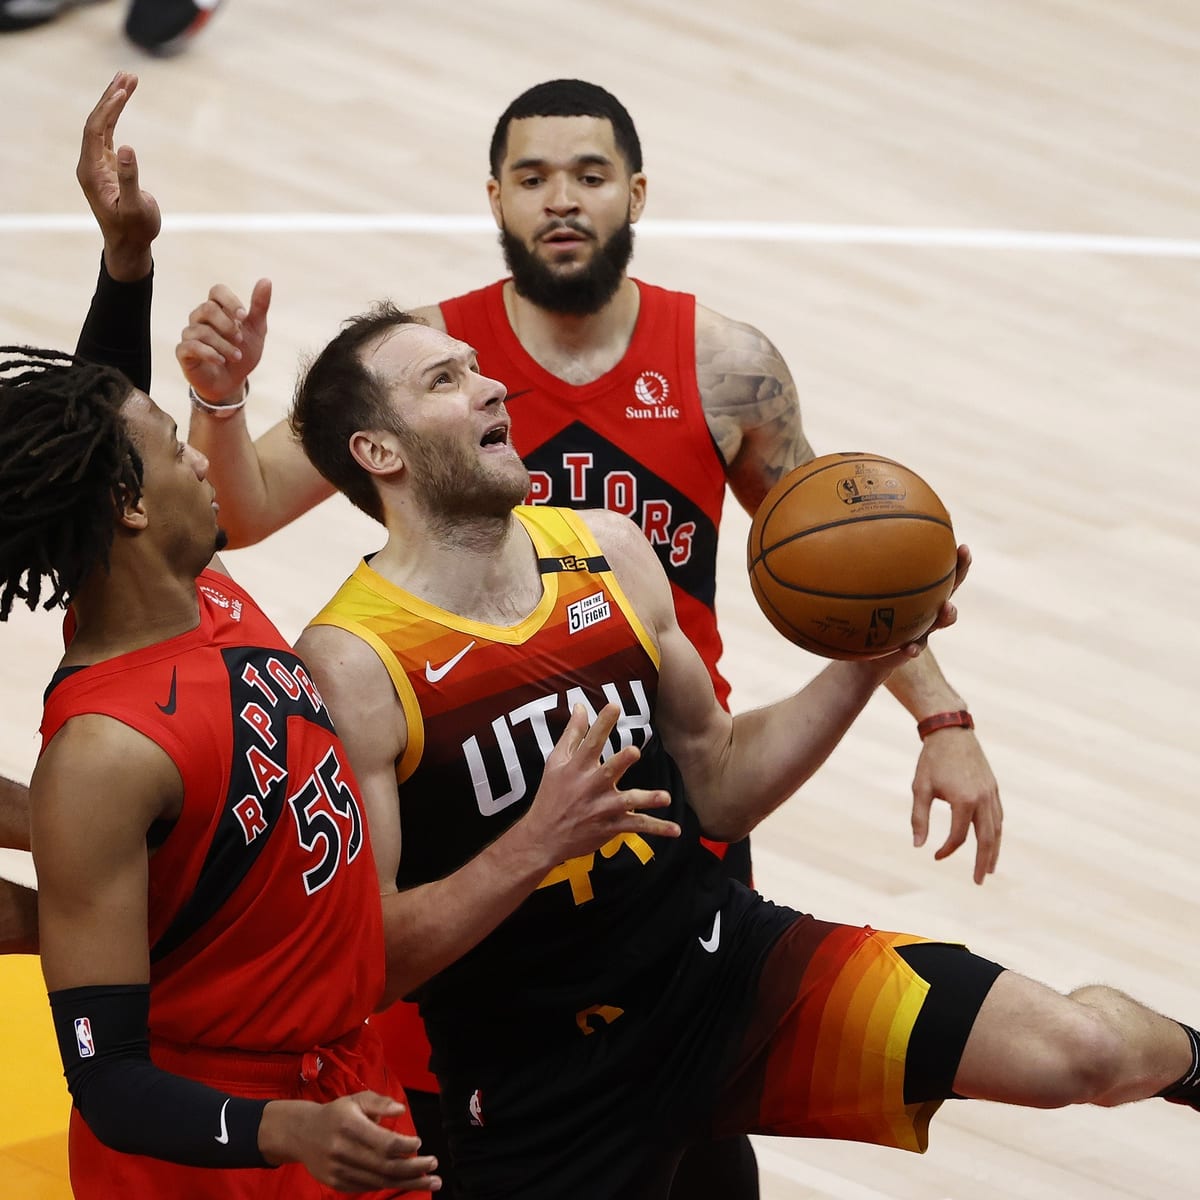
[0,346,141,620]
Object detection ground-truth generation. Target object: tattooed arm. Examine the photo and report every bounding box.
[694,303,813,512]
[693,302,1002,885]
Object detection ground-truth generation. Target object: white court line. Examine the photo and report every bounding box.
[1,213,1199,256]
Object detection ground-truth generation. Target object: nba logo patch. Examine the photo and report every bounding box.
[468,1088,485,1127]
[74,1017,95,1058]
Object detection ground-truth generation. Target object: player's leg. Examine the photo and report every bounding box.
[667,1132,759,1200]
[672,837,760,1200]
[953,971,1194,1107]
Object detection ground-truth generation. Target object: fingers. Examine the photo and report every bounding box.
[79,72,137,178]
[183,286,251,361]
[551,702,620,764]
[335,1094,440,1190]
[115,143,142,206]
[549,702,593,761]
[910,787,931,849]
[952,543,972,591]
[247,277,273,332]
[578,702,621,760]
[933,807,971,864]
[971,801,1002,885]
[619,792,679,840]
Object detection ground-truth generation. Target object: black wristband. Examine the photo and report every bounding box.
[49,983,270,1168]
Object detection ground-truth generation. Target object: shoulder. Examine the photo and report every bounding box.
[35,713,181,826]
[297,621,390,683]
[577,509,674,632]
[409,303,448,333]
[694,302,787,372]
[578,507,656,564]
[296,623,409,761]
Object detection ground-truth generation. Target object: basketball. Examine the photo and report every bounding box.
[746,452,957,659]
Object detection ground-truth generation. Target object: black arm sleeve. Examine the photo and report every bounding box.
[74,254,153,393]
[49,983,272,1169]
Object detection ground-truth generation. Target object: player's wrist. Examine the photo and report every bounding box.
[257,1099,316,1167]
[101,242,153,284]
[189,380,249,417]
[916,709,974,740]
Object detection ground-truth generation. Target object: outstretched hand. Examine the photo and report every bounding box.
[77,71,161,282]
[528,702,678,864]
[177,279,272,404]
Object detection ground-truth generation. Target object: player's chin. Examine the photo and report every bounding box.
[214,527,230,553]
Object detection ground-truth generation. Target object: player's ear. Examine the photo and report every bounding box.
[628,172,647,224]
[116,485,149,532]
[348,429,406,478]
[486,176,504,230]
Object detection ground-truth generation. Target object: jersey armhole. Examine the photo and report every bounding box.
[306,616,426,785]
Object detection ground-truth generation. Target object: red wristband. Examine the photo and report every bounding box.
[916,710,974,740]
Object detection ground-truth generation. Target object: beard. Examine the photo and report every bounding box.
[500,217,634,316]
[400,424,530,528]
[215,527,229,553]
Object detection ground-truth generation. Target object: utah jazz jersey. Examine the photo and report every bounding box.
[40,569,384,1053]
[309,508,724,1072]
[441,279,732,706]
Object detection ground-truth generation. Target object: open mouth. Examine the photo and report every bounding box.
[480,424,509,448]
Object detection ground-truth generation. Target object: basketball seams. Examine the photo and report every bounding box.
[746,452,957,659]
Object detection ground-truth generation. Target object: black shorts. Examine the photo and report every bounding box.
[437,884,1003,1199]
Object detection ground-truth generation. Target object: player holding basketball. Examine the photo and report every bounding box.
[180,79,1000,1197]
[0,74,672,1196]
[275,302,1200,1200]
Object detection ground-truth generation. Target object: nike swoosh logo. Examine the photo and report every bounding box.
[156,667,178,715]
[698,910,721,954]
[505,389,532,401]
[425,640,477,684]
[214,1097,230,1145]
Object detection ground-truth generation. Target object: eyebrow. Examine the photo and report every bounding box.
[508,152,614,172]
[418,350,479,384]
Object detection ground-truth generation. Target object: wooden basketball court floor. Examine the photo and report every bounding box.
[1,1,1198,1195]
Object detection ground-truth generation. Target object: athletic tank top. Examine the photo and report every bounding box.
[309,508,724,1071]
[440,279,732,707]
[40,570,385,1053]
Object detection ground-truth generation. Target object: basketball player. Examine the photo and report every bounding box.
[283,302,1200,1200]
[0,74,674,1194]
[180,79,1001,1196]
[0,345,442,1198]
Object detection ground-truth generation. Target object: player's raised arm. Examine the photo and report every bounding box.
[179,280,337,547]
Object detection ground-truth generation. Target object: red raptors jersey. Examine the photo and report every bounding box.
[440,279,732,706]
[310,509,722,1076]
[40,570,384,1053]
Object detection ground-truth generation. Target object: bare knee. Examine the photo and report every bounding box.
[955,974,1128,1108]
[1037,1005,1127,1106]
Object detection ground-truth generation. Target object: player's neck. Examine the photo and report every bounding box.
[370,513,543,627]
[63,561,201,663]
[503,277,640,385]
